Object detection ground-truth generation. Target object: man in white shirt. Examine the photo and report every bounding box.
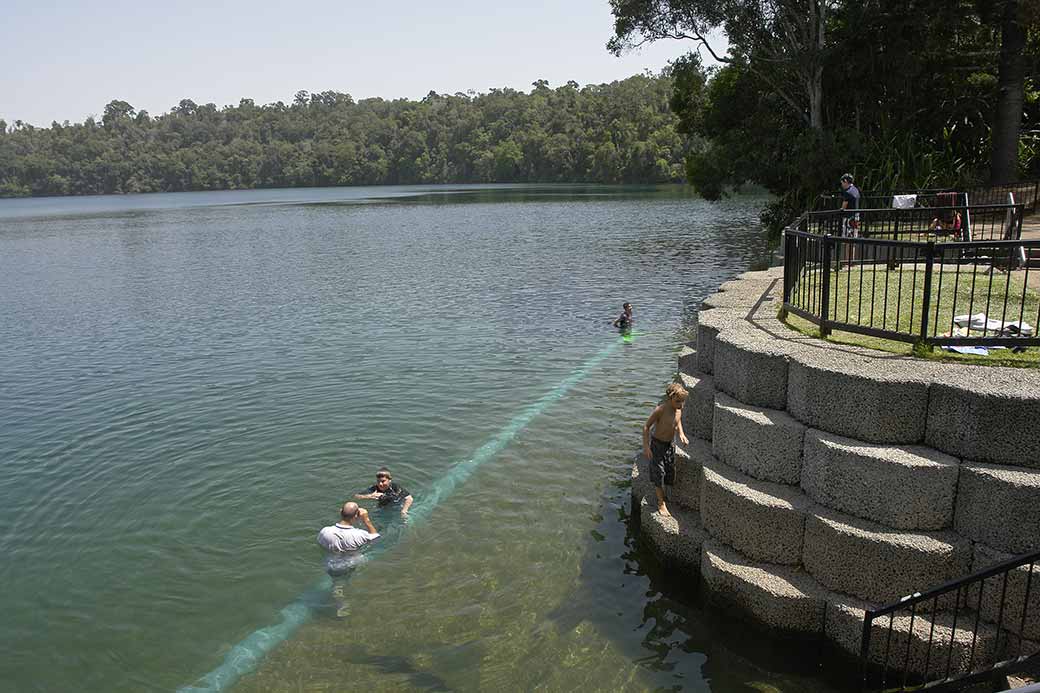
[317,501,380,617]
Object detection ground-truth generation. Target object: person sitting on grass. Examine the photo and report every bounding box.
[641,382,689,517]
[355,467,414,516]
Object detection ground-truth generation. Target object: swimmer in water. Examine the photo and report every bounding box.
[355,467,414,516]
[612,302,633,330]
[317,501,379,617]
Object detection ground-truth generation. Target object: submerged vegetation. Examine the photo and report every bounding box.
[0,75,690,197]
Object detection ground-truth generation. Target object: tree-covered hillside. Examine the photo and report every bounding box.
[0,74,692,197]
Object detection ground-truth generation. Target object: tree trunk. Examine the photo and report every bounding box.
[809,67,824,130]
[809,0,826,130]
[990,0,1026,183]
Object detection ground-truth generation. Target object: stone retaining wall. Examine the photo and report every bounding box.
[632,267,1040,673]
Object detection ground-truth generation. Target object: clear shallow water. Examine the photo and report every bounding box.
[0,184,842,692]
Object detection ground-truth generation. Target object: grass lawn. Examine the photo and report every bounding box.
[784,263,1040,368]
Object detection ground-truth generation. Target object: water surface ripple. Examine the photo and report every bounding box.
[0,185,838,693]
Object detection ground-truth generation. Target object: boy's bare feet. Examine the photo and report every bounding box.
[657,501,671,517]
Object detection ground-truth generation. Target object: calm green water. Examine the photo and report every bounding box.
[0,185,843,692]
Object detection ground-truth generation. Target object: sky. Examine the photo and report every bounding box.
[0,0,727,127]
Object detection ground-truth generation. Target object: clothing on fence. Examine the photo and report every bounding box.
[892,194,917,209]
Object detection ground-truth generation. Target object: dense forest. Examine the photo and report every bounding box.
[610,0,1040,228]
[4,0,1040,229]
[0,75,690,197]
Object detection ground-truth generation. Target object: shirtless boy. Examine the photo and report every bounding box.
[642,382,689,516]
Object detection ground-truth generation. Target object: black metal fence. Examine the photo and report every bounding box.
[967,180,1040,212]
[814,192,969,211]
[805,204,1023,243]
[859,549,1040,692]
[782,230,1040,347]
[814,179,1039,215]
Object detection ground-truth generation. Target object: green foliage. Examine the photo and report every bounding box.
[0,74,692,197]
[611,0,1040,234]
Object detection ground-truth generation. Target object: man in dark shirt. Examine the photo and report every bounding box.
[612,302,633,330]
[840,173,861,236]
[839,173,861,268]
[356,467,414,515]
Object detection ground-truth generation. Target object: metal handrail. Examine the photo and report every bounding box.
[859,549,1040,692]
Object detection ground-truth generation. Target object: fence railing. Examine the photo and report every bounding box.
[814,192,969,211]
[859,549,1040,692]
[814,179,1039,215]
[805,204,1023,243]
[782,230,1040,347]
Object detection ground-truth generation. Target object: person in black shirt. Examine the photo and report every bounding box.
[356,467,414,516]
[839,173,861,268]
[612,302,633,330]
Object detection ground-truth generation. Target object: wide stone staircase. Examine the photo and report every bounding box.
[631,268,1040,683]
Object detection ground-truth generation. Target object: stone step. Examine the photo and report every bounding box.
[712,392,805,485]
[695,308,744,375]
[637,497,708,570]
[926,373,1040,469]
[630,441,706,512]
[955,462,1040,555]
[801,429,960,530]
[825,595,999,678]
[701,540,826,633]
[673,439,710,510]
[712,323,791,410]
[677,345,697,375]
[678,371,715,442]
[803,507,972,603]
[700,458,811,565]
[787,349,937,444]
[970,542,1040,642]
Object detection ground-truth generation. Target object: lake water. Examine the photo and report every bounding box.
[0,185,843,692]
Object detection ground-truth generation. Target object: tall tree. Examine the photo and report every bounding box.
[609,0,834,129]
[978,0,1040,182]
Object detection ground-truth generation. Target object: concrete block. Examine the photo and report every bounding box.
[970,542,1040,641]
[677,345,698,375]
[801,429,960,530]
[638,498,708,569]
[825,595,998,676]
[672,439,711,511]
[630,454,655,507]
[955,462,1040,555]
[701,540,826,633]
[787,350,933,444]
[712,392,805,485]
[700,458,810,565]
[803,507,972,603]
[712,327,790,410]
[678,371,715,442]
[926,372,1040,469]
[695,308,743,375]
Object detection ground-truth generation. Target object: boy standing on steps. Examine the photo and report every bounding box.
[642,382,689,517]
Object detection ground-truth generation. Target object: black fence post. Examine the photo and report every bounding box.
[821,236,832,338]
[918,241,935,347]
[780,232,791,320]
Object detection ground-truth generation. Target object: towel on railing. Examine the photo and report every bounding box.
[892,194,917,209]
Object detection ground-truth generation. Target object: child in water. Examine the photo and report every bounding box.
[612,303,633,330]
[642,382,689,516]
